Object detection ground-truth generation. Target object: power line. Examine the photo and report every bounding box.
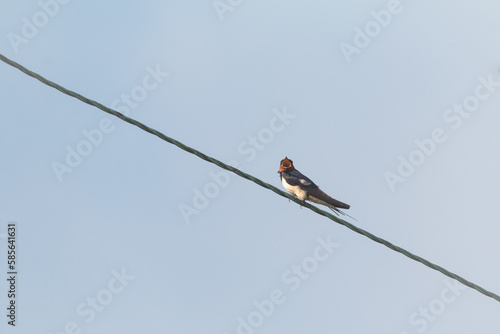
[1,53,499,303]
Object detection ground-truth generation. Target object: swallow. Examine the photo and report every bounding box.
[278,157,354,218]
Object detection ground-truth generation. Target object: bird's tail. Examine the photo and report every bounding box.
[308,188,356,220]
[328,206,357,221]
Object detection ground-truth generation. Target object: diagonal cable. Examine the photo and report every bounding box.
[1,53,499,303]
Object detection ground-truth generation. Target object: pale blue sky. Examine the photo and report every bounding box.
[1,1,500,333]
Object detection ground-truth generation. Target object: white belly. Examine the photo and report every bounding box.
[281,178,308,201]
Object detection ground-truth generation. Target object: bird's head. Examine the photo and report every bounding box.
[278,157,294,173]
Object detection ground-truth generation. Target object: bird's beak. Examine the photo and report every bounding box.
[278,157,293,172]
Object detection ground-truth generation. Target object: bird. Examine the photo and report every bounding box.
[278,157,354,218]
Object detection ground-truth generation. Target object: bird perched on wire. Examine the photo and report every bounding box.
[278,157,354,219]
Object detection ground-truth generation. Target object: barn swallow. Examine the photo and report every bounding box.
[278,157,354,218]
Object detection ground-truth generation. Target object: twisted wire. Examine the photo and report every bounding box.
[1,53,499,302]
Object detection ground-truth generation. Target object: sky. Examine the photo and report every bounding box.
[1,0,500,333]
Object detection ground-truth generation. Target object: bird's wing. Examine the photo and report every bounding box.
[282,169,318,188]
[307,187,350,209]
